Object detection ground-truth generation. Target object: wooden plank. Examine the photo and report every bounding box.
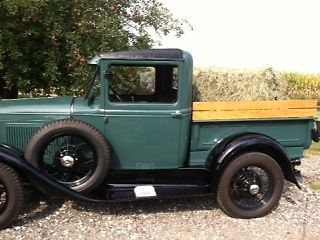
[193,100,318,111]
[192,100,318,121]
[192,108,317,121]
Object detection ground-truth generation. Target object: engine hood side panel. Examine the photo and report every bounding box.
[0,96,73,151]
[0,96,73,114]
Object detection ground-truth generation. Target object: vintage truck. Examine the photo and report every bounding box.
[0,49,319,228]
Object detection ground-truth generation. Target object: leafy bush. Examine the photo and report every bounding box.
[193,67,288,101]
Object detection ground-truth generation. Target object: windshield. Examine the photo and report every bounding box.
[85,65,100,99]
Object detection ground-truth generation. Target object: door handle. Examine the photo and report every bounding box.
[171,110,182,118]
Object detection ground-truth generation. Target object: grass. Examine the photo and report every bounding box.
[310,183,320,191]
[304,111,320,156]
[305,143,320,156]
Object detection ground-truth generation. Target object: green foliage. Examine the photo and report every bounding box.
[283,72,320,99]
[193,67,288,101]
[311,183,320,191]
[305,142,320,156]
[110,65,155,94]
[0,0,188,98]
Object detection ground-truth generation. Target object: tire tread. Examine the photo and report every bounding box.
[0,163,23,229]
[217,152,284,218]
[25,119,110,193]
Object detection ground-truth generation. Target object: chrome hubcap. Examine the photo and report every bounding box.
[249,184,260,195]
[61,155,75,167]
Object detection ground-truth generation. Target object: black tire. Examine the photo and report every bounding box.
[0,163,23,229]
[217,152,284,218]
[25,119,110,193]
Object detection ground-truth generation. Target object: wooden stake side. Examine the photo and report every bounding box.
[192,100,318,121]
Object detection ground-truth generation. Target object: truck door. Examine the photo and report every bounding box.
[104,62,188,170]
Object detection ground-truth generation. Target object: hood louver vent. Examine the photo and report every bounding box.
[6,124,42,151]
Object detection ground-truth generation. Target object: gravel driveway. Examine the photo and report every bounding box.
[1,156,320,240]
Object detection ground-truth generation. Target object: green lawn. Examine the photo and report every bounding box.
[305,142,320,156]
[305,111,320,156]
[311,183,320,191]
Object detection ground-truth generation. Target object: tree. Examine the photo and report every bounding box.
[0,0,188,98]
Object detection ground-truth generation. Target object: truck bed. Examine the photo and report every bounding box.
[192,100,318,121]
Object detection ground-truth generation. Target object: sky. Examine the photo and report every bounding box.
[158,0,320,73]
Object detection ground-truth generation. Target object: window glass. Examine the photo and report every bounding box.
[108,65,178,103]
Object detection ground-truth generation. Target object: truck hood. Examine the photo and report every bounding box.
[0,96,74,114]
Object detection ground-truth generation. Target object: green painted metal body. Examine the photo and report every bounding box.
[190,119,314,167]
[0,50,315,171]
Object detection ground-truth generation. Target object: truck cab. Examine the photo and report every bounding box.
[96,49,193,170]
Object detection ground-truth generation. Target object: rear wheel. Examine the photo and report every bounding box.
[217,152,284,218]
[0,163,23,229]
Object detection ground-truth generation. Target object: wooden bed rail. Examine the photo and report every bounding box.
[192,100,318,121]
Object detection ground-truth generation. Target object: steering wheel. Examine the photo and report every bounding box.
[109,85,122,102]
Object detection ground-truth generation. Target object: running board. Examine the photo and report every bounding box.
[94,184,213,202]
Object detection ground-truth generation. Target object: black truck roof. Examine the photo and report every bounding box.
[96,48,184,61]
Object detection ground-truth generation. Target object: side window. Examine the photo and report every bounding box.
[108,64,178,103]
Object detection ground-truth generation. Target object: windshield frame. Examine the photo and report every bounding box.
[85,65,99,99]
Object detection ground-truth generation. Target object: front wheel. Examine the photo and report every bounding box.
[0,163,23,229]
[25,119,111,193]
[217,152,284,218]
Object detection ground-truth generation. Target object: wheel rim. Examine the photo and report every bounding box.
[41,134,97,188]
[0,182,8,214]
[230,165,273,210]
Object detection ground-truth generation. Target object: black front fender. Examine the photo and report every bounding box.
[211,134,300,188]
[0,143,105,202]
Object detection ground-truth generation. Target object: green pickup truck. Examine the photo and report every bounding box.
[0,49,319,228]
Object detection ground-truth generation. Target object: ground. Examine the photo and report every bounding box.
[0,155,319,240]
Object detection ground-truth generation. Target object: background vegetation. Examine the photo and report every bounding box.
[284,72,320,100]
[193,68,320,102]
[1,1,319,100]
[0,0,188,98]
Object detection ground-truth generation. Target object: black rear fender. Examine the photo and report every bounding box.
[207,134,300,188]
